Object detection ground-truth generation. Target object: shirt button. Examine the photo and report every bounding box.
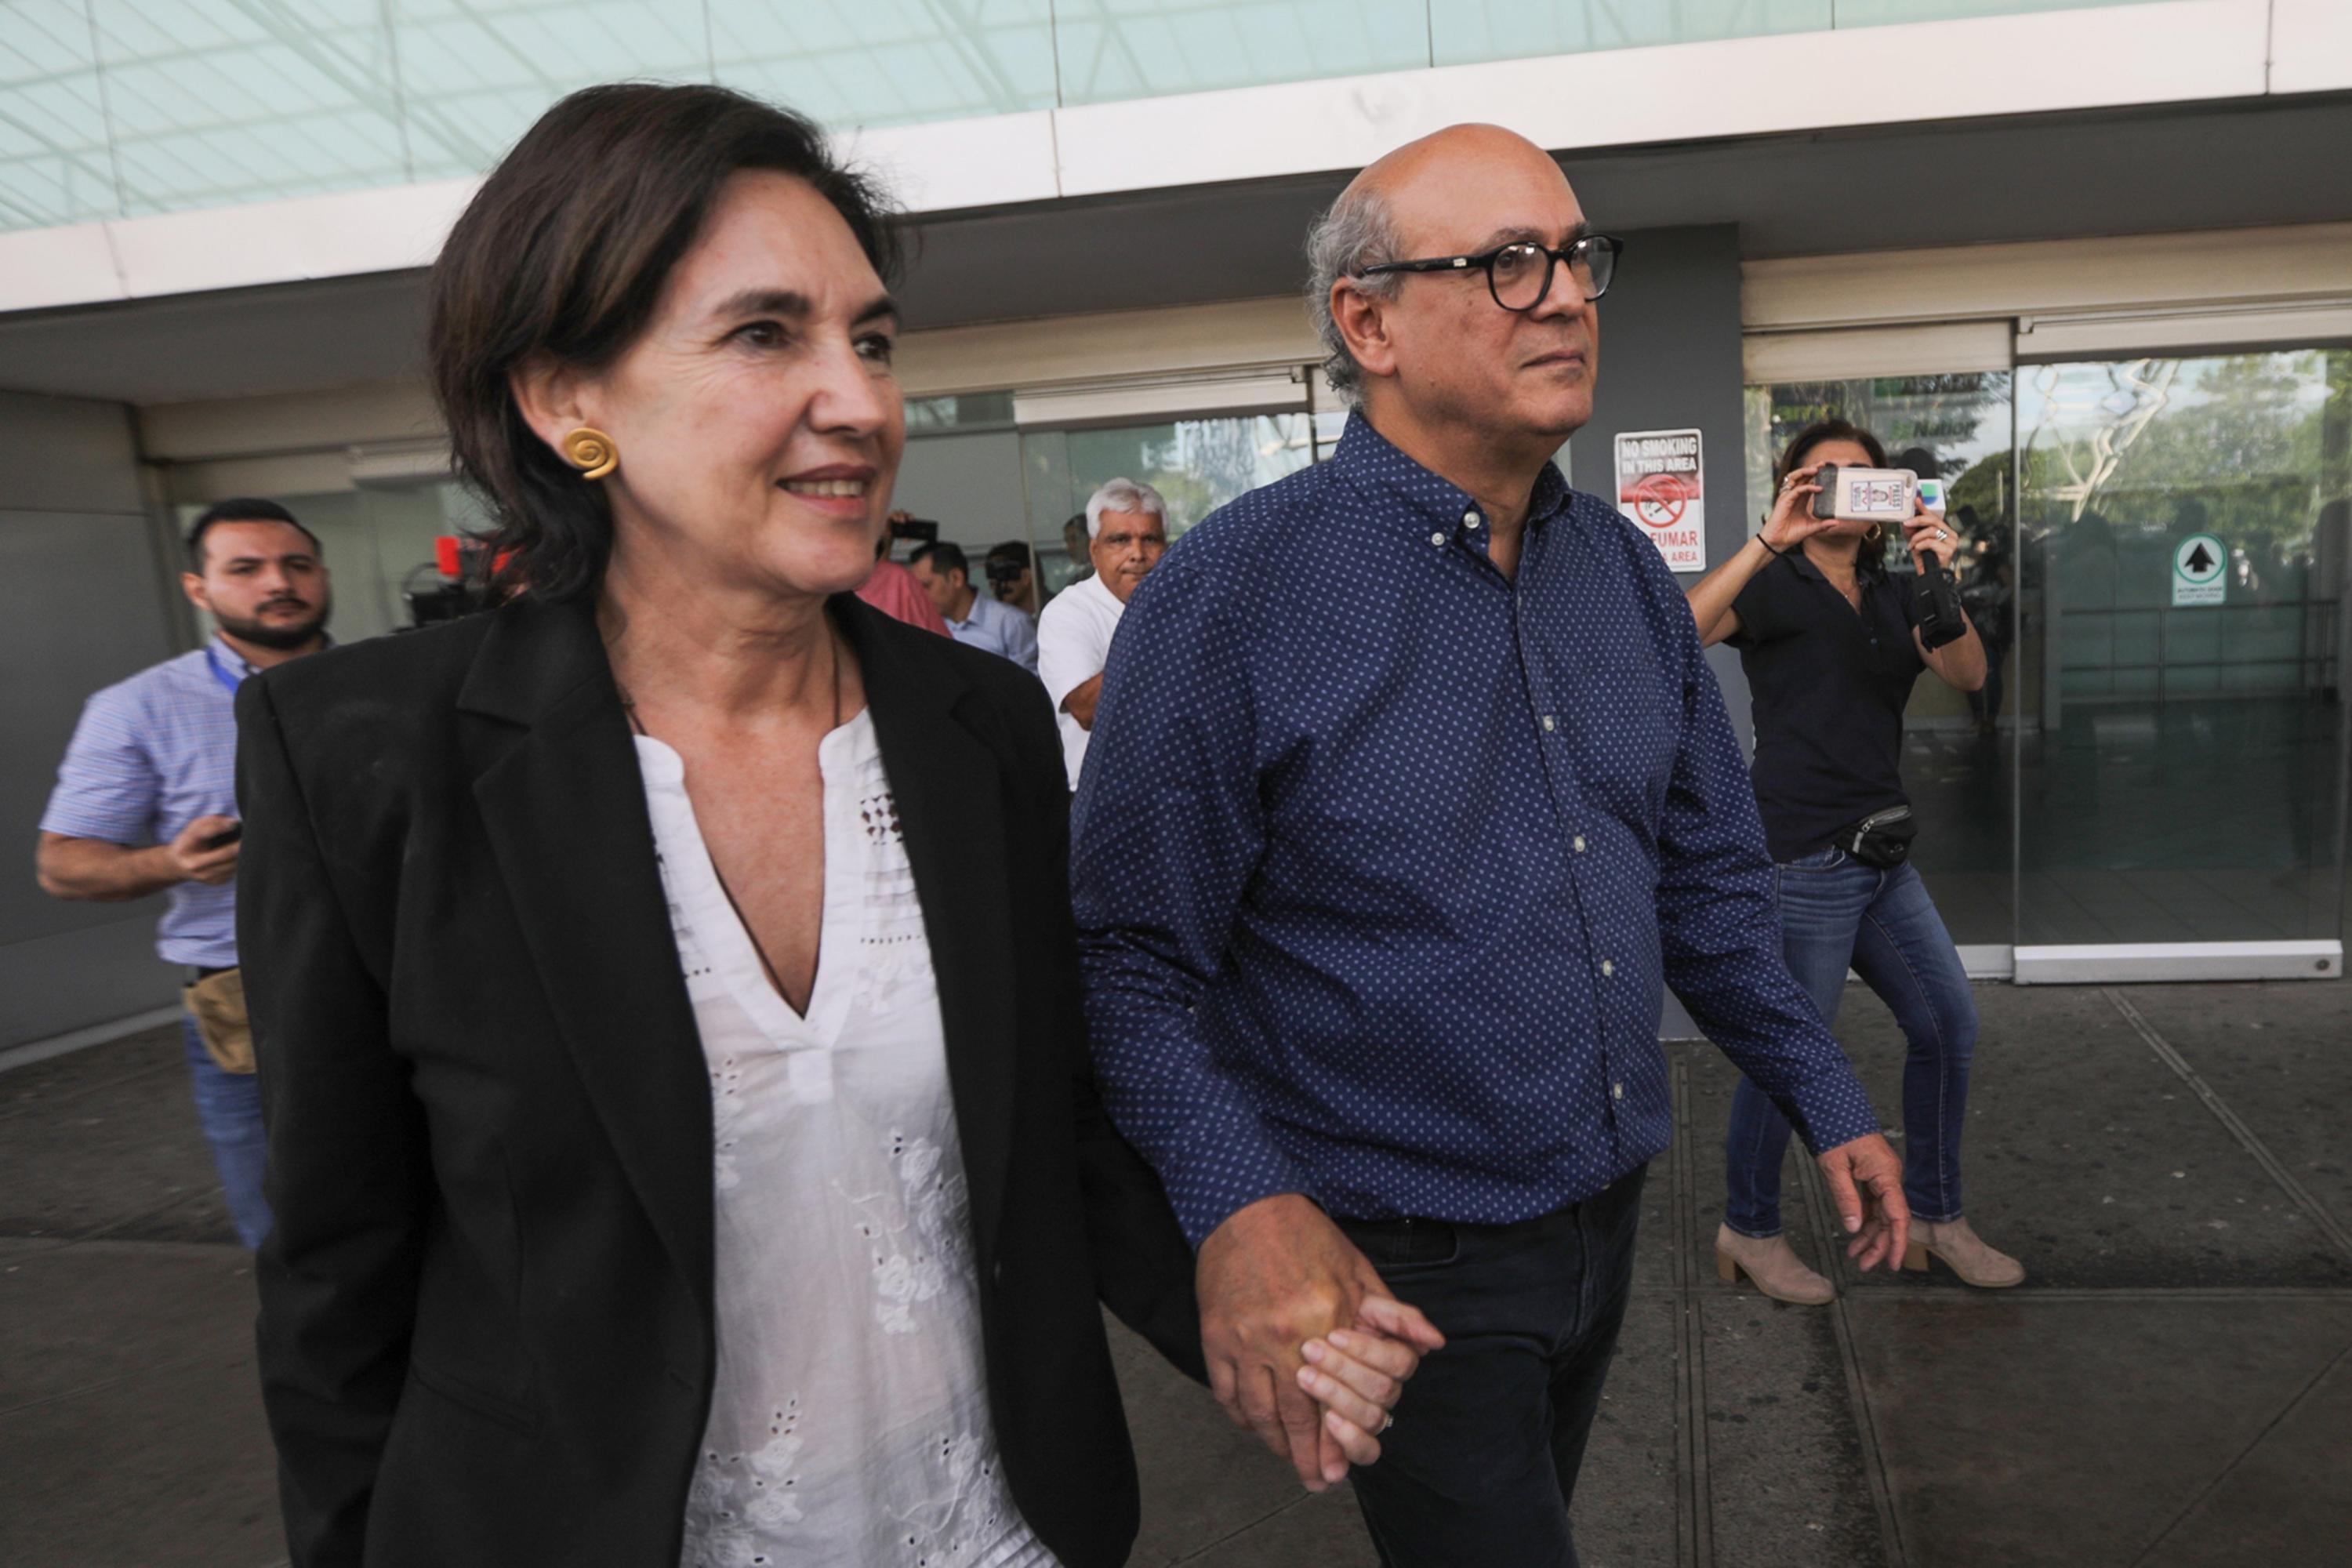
[1600,959,1615,978]
[1541,715,1556,733]
[1612,1082,1624,1100]
[1430,531,1446,546]
[1573,835,1587,852]
[1462,509,1482,528]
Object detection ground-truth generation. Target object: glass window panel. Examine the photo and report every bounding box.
[906,390,1017,431]
[2016,349,2350,944]
[1746,372,2020,946]
[713,0,1057,129]
[1833,0,2151,27]
[1019,412,1316,597]
[1054,0,1427,107]
[1430,0,1830,67]
[0,0,117,228]
[92,0,408,216]
[392,0,713,182]
[1,0,2199,232]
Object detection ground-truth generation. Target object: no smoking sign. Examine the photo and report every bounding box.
[1614,428,1708,572]
[1628,470,1694,528]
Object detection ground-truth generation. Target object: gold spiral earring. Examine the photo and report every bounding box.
[561,426,618,481]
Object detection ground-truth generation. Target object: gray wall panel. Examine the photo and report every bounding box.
[2,394,185,1045]
[1561,227,1759,1042]
[0,390,143,513]
[1566,224,1756,754]
[0,916,178,1045]
[2,509,179,943]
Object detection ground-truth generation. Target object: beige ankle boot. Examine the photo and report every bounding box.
[1903,1217,2025,1287]
[1714,1223,1835,1305]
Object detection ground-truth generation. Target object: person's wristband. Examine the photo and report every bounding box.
[1755,532,1784,557]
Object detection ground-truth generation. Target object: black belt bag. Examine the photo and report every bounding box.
[1833,804,1917,869]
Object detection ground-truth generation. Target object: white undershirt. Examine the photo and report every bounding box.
[636,712,1053,1568]
[1034,572,1126,791]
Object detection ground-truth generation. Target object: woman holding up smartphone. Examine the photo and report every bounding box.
[1683,419,2020,1305]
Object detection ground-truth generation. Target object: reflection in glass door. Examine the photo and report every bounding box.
[2016,349,2350,950]
[1745,372,2018,949]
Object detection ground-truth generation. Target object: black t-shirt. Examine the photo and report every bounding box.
[1728,552,1925,862]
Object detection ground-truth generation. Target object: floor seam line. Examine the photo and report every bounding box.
[0,1339,232,1421]
[0,1061,189,1121]
[1795,1152,1909,1568]
[1668,1054,1712,1568]
[1820,1286,2352,1303]
[56,1185,229,1250]
[2101,987,2352,1259]
[0,1370,143,1420]
[1163,1486,1319,1565]
[2124,1336,2352,1567]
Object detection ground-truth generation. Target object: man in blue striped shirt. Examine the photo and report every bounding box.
[37,499,332,1249]
[909,539,1040,673]
[1073,128,1909,1557]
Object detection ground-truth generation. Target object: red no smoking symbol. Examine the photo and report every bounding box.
[1628,471,1694,528]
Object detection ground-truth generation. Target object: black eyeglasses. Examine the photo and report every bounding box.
[1357,234,1623,312]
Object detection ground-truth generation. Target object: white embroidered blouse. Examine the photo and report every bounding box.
[635,711,1054,1568]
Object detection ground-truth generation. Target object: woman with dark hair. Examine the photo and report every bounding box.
[1682,419,2022,1305]
[238,83,1428,1568]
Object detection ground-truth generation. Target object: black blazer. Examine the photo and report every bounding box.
[237,593,1203,1568]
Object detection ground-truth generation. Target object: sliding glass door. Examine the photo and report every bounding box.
[2015,348,2350,951]
[1747,347,2350,971]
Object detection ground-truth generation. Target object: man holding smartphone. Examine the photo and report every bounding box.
[35,499,333,1250]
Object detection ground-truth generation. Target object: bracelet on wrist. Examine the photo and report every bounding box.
[1756,532,1783,557]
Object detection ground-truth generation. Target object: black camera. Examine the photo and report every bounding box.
[1817,458,1968,652]
[984,542,1031,590]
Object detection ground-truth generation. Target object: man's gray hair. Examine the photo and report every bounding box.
[1305,183,1403,408]
[1084,477,1169,539]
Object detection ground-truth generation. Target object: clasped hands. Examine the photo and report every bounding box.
[1194,1192,1445,1492]
[1198,1143,1907,1492]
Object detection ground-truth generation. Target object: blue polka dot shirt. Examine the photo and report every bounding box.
[1071,415,1882,1247]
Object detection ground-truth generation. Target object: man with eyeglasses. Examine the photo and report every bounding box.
[1073,125,1907,1561]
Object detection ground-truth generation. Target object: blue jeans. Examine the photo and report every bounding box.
[1724,851,1976,1238]
[182,1014,272,1248]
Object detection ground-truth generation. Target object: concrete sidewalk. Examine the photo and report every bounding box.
[4,979,2349,1566]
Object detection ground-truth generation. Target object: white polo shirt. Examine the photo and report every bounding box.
[1036,572,1127,790]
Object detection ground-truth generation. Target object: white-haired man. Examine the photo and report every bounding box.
[1036,477,1168,789]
